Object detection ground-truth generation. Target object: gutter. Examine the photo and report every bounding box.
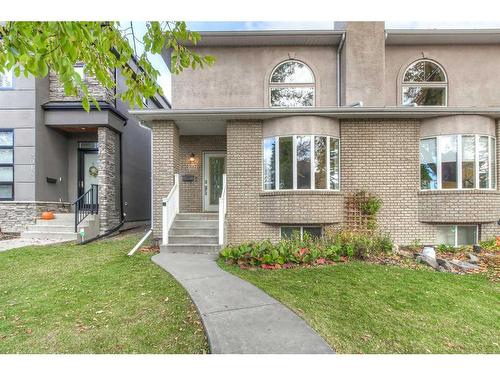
[336,32,346,107]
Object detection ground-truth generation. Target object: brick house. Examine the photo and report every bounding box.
[0,58,169,240]
[132,22,500,252]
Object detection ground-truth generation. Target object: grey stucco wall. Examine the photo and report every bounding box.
[115,69,152,222]
[0,74,36,201]
[385,44,500,107]
[172,45,337,109]
[35,76,69,203]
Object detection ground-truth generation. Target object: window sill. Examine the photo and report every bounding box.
[260,190,342,196]
[418,189,499,195]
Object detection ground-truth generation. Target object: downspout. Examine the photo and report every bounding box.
[336,32,346,107]
[128,120,153,256]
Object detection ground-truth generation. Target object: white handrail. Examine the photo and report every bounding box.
[218,174,227,246]
[162,174,179,245]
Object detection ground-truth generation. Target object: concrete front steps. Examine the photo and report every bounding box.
[161,213,221,254]
[21,213,99,242]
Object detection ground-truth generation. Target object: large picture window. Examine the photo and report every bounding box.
[420,135,497,190]
[402,59,447,106]
[263,135,340,191]
[269,60,315,107]
[0,130,14,200]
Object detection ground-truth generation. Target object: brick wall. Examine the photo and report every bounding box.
[151,121,179,238]
[98,127,121,232]
[0,202,70,233]
[259,191,343,224]
[179,135,227,213]
[49,70,115,104]
[418,190,500,223]
[341,119,435,244]
[226,121,277,244]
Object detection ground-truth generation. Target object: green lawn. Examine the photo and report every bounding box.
[0,234,208,353]
[220,261,500,353]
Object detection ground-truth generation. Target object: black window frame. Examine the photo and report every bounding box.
[0,129,14,201]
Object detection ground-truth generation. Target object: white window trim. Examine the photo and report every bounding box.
[263,134,340,192]
[420,134,497,192]
[401,59,448,107]
[437,224,478,247]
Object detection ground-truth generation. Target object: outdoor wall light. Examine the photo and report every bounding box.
[189,153,195,163]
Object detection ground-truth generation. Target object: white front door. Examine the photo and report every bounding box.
[203,152,226,212]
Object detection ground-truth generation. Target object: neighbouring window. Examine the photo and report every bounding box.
[74,65,85,80]
[0,130,14,200]
[436,225,478,247]
[280,226,323,240]
[420,135,496,190]
[269,60,315,107]
[402,60,447,106]
[263,135,340,190]
[0,69,13,89]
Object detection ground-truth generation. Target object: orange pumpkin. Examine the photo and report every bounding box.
[41,211,55,220]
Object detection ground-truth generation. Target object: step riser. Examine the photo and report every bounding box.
[169,228,218,236]
[160,245,220,254]
[172,220,218,229]
[27,225,75,233]
[176,213,218,220]
[168,236,219,245]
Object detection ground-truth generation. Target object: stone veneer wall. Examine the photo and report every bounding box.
[226,121,277,244]
[49,70,115,104]
[98,127,121,232]
[341,119,435,245]
[0,202,71,233]
[151,121,179,238]
[179,135,227,213]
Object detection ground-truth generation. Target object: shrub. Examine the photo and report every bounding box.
[479,238,500,252]
[220,230,394,268]
[436,244,457,253]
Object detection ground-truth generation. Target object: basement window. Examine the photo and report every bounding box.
[280,226,322,240]
[436,225,478,247]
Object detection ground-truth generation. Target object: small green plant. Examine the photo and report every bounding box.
[436,244,457,253]
[408,238,423,252]
[479,238,500,252]
[360,196,383,216]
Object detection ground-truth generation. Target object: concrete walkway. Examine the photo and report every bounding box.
[152,252,334,354]
[0,238,70,252]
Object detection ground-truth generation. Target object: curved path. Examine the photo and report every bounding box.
[152,252,334,354]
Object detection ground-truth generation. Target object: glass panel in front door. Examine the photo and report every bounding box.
[209,157,225,205]
[84,152,99,201]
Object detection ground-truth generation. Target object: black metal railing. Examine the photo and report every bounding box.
[73,184,99,232]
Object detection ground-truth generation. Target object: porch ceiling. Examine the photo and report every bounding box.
[130,107,500,135]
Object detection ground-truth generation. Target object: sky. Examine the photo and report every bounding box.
[129,21,500,102]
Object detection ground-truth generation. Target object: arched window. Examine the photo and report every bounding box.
[402,59,447,106]
[269,60,315,107]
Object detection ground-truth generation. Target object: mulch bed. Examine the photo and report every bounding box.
[368,248,500,282]
[138,245,160,254]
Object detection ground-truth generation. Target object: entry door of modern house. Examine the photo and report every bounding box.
[78,149,99,202]
[203,152,226,212]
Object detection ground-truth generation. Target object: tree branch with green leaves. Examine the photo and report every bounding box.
[0,21,214,111]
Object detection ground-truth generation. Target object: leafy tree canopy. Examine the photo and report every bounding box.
[0,21,214,111]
